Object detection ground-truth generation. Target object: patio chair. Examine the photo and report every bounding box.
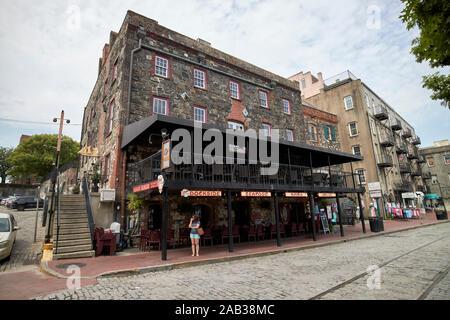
[202,228,214,247]
[248,225,257,242]
[291,223,298,237]
[270,224,285,239]
[94,227,116,256]
[179,227,190,246]
[139,230,150,250]
[256,224,264,240]
[147,230,161,251]
[221,227,230,244]
[232,225,240,243]
[167,229,176,249]
[330,175,339,187]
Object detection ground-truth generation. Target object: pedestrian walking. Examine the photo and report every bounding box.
[189,215,201,257]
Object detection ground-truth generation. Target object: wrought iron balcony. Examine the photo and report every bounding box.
[399,163,411,174]
[402,128,412,138]
[373,105,389,121]
[391,119,402,131]
[422,172,432,179]
[411,167,422,177]
[394,182,413,192]
[407,147,419,160]
[380,132,395,147]
[395,143,407,154]
[416,185,425,192]
[377,153,393,168]
[411,136,421,145]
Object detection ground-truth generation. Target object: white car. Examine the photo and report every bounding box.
[0,213,20,260]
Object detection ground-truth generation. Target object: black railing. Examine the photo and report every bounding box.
[377,154,393,167]
[374,105,389,120]
[391,119,402,131]
[399,163,411,173]
[402,129,412,138]
[394,182,413,192]
[380,132,395,147]
[82,172,95,244]
[411,136,421,145]
[126,152,362,194]
[422,172,432,179]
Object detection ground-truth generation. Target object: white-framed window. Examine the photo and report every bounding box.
[155,55,169,78]
[308,124,316,141]
[344,96,353,110]
[194,68,206,89]
[259,90,268,108]
[227,121,244,131]
[349,122,358,136]
[301,79,306,89]
[286,129,294,141]
[153,97,168,115]
[355,169,366,185]
[193,106,206,123]
[352,145,361,156]
[282,99,291,114]
[229,81,240,99]
[261,123,271,137]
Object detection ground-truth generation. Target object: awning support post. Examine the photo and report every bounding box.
[308,192,317,241]
[227,190,233,252]
[336,193,345,237]
[161,187,168,261]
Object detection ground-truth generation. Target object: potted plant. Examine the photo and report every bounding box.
[91,164,102,193]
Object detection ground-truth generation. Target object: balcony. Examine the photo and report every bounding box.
[399,163,411,174]
[407,147,419,160]
[395,143,407,154]
[411,136,421,145]
[402,128,412,138]
[380,132,395,147]
[422,172,432,179]
[323,70,358,89]
[411,167,422,177]
[377,153,393,168]
[373,105,389,121]
[416,185,425,192]
[394,182,413,192]
[391,119,402,131]
[417,155,426,164]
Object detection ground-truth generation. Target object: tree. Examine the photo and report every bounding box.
[0,147,14,183]
[400,0,450,109]
[6,134,79,180]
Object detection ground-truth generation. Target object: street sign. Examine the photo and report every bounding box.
[402,192,417,199]
[370,190,382,198]
[368,182,381,191]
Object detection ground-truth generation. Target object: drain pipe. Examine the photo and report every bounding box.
[126,37,143,126]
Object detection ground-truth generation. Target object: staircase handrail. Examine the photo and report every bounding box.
[82,172,96,245]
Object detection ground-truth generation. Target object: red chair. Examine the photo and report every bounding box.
[280,224,286,238]
[291,223,298,237]
[221,227,230,244]
[232,226,240,243]
[202,228,214,246]
[167,229,176,248]
[147,230,161,251]
[256,224,264,240]
[248,225,257,242]
[271,224,285,239]
[94,227,116,256]
[179,228,190,247]
[298,223,304,234]
[140,230,150,250]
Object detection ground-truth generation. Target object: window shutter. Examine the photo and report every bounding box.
[323,124,329,140]
[331,126,336,141]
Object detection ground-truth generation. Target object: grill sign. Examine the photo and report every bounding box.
[180,190,222,197]
[285,192,308,197]
[317,193,336,198]
[241,191,271,197]
[133,180,159,193]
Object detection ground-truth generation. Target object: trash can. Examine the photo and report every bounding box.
[369,216,384,232]
[435,210,448,220]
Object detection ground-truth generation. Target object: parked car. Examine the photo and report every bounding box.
[0,212,19,261]
[15,196,43,211]
[0,197,8,205]
[5,196,20,208]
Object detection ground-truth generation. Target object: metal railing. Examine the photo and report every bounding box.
[394,181,413,192]
[82,172,96,244]
[380,132,395,147]
[374,105,389,120]
[399,163,411,173]
[411,136,421,145]
[422,172,432,179]
[391,119,402,131]
[323,70,358,87]
[402,128,412,138]
[377,153,393,166]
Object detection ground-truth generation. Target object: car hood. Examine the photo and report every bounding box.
[0,233,11,242]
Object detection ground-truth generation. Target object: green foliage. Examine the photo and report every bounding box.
[127,193,144,212]
[6,134,79,179]
[0,147,14,183]
[91,164,102,181]
[400,0,450,109]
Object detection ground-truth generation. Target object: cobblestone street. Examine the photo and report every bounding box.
[0,206,45,273]
[35,222,450,300]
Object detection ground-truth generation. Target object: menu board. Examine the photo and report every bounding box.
[319,211,330,234]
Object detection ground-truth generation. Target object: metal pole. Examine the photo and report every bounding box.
[335,193,344,237]
[33,185,40,243]
[227,190,233,252]
[308,192,317,241]
[357,192,366,233]
[274,192,281,247]
[161,187,168,261]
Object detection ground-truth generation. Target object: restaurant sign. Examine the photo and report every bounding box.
[180,190,222,197]
[133,180,159,193]
[285,192,308,198]
[317,193,336,198]
[161,139,171,170]
[241,191,271,197]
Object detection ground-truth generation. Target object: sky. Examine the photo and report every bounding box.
[0,0,448,149]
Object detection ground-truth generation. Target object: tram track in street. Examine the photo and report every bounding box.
[309,233,450,300]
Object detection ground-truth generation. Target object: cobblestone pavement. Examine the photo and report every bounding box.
[0,206,45,273]
[35,222,450,300]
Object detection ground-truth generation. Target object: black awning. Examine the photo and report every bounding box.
[121,114,363,167]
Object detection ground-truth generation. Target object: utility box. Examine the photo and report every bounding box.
[100,189,116,202]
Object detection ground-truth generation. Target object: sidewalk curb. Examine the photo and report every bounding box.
[40,219,450,280]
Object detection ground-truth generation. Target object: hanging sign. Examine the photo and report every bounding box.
[180,190,222,197]
[161,139,171,170]
[133,180,159,193]
[78,146,99,157]
[285,192,308,198]
[241,191,271,197]
[318,193,336,198]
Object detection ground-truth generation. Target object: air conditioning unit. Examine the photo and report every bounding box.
[100,189,115,202]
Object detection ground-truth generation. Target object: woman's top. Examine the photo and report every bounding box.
[190,222,200,235]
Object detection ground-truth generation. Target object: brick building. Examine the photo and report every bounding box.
[78,11,365,258]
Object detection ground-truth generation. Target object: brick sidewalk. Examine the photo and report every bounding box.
[42,212,448,280]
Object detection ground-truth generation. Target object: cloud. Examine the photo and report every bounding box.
[0,0,448,149]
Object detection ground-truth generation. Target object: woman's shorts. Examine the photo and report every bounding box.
[190,234,200,239]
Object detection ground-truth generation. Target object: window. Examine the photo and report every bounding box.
[426,156,435,167]
[286,129,294,141]
[104,154,110,181]
[107,100,114,134]
[444,154,450,165]
[259,90,268,108]
[308,124,316,141]
[349,122,358,136]
[194,68,206,89]
[227,121,244,131]
[193,106,206,123]
[344,96,353,110]
[356,169,366,184]
[261,123,271,137]
[155,55,169,78]
[301,79,306,89]
[352,145,361,156]
[282,99,291,114]
[323,124,334,141]
[153,97,168,115]
[229,81,240,100]
[113,60,118,81]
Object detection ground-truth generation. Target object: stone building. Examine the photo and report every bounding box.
[420,139,450,211]
[303,101,340,151]
[78,11,364,255]
[290,70,425,217]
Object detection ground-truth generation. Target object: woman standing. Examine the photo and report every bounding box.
[189,215,201,256]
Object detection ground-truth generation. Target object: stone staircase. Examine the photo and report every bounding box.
[52,195,95,260]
